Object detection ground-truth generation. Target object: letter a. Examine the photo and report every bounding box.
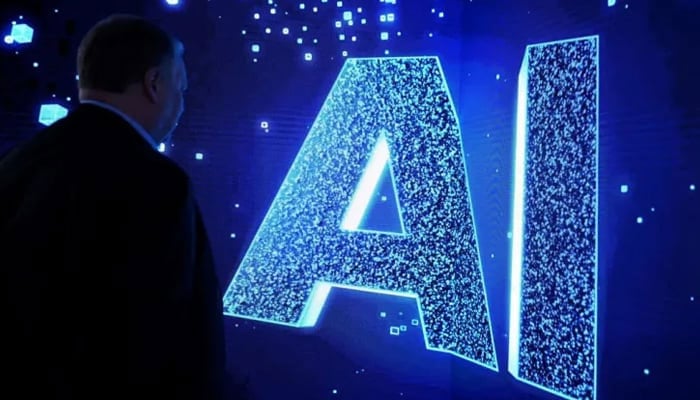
[223,57,497,369]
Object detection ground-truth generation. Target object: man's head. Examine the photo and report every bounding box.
[77,14,187,143]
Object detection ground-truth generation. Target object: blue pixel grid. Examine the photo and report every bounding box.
[509,36,599,400]
[224,56,498,370]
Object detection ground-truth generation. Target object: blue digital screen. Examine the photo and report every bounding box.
[0,1,697,399]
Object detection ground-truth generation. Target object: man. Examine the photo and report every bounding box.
[0,15,225,399]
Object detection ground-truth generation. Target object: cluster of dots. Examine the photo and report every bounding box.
[242,0,448,62]
[379,310,420,336]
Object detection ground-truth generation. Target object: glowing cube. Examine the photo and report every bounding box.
[11,23,34,44]
[38,104,68,126]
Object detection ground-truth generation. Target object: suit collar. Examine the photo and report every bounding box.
[78,100,160,151]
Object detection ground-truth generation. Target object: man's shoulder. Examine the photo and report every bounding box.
[0,109,192,204]
[99,148,192,199]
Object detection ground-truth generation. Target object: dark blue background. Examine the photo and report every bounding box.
[1,1,698,399]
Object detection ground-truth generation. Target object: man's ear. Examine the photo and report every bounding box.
[143,67,161,103]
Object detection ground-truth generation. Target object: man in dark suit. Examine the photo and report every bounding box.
[0,15,225,399]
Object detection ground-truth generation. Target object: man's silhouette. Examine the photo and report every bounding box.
[0,14,226,399]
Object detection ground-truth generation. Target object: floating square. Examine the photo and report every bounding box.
[38,104,68,126]
[11,23,34,44]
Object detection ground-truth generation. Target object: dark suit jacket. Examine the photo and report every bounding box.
[0,104,225,399]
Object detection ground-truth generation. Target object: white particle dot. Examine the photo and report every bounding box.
[643,368,650,375]
[636,217,643,224]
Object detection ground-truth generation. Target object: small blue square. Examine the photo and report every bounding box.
[400,325,407,331]
[620,184,629,193]
[11,23,34,44]
[411,319,419,326]
[389,326,400,336]
[343,11,352,21]
[195,152,204,160]
[379,311,386,318]
[38,104,68,126]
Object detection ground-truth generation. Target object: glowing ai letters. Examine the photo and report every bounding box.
[224,35,599,400]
